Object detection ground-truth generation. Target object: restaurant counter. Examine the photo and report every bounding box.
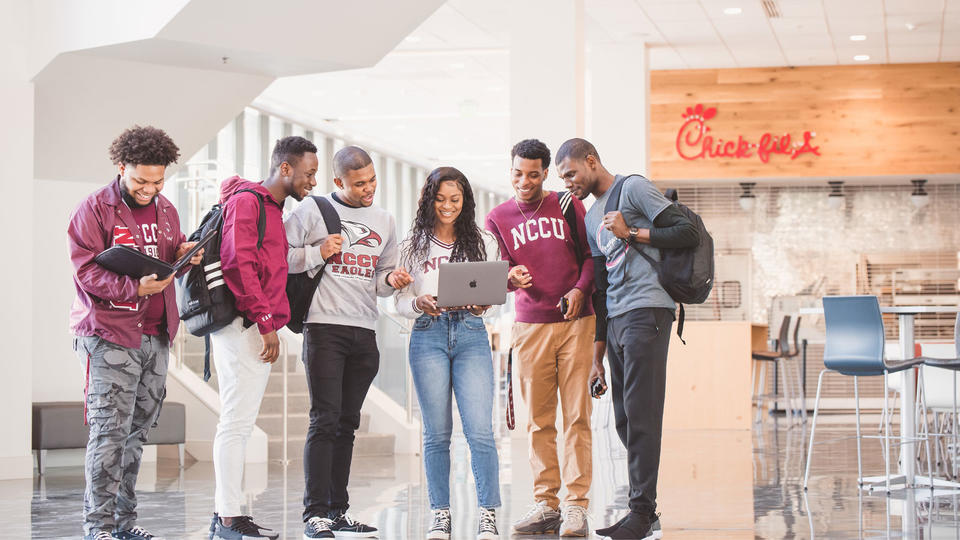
[663,321,756,431]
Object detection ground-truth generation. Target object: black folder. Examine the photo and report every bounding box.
[94,227,216,279]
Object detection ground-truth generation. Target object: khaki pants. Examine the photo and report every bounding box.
[513,315,595,509]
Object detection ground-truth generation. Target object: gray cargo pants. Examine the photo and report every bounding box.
[74,334,169,536]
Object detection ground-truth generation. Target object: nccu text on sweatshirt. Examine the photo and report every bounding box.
[285,193,399,331]
[395,232,501,319]
[485,192,594,324]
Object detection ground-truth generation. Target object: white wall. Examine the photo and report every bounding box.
[32,178,108,403]
[0,0,35,481]
[509,0,586,154]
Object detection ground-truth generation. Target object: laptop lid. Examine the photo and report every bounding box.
[436,261,509,308]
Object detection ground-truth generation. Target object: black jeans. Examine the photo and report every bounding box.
[606,307,674,516]
[302,323,380,520]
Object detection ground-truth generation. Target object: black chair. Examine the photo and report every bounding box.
[752,315,798,424]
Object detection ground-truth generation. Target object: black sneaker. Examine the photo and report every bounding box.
[304,516,335,539]
[426,509,451,540]
[608,511,659,540]
[648,512,662,539]
[208,513,218,540]
[595,514,629,537]
[113,526,164,539]
[477,507,499,540]
[213,516,279,539]
[327,511,378,537]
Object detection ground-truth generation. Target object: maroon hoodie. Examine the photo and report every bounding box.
[219,176,290,334]
[68,178,186,349]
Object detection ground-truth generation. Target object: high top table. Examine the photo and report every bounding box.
[800,304,960,489]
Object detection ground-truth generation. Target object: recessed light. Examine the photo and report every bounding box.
[723,7,742,15]
[854,54,870,61]
[849,34,867,41]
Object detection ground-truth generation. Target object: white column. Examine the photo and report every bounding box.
[590,41,650,176]
[509,0,585,157]
[0,0,35,480]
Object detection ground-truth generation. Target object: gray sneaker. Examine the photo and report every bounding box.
[511,501,561,535]
[559,505,588,537]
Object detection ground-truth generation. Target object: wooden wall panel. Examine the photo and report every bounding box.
[648,63,960,180]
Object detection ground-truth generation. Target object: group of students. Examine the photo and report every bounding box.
[68,126,699,540]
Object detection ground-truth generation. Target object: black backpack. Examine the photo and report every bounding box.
[605,175,714,343]
[176,189,265,379]
[285,196,341,334]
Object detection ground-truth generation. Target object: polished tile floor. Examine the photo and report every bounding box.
[15,405,960,538]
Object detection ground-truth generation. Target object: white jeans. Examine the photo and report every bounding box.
[211,317,272,517]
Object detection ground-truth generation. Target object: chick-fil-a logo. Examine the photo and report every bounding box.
[676,104,821,163]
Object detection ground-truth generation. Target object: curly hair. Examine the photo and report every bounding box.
[108,125,180,166]
[511,138,551,169]
[402,167,487,269]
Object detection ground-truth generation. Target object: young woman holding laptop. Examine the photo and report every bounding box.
[395,167,502,540]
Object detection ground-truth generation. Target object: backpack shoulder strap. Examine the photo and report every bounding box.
[557,191,582,262]
[312,196,341,235]
[604,177,625,214]
[232,188,266,250]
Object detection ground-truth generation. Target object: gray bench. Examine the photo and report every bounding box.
[32,401,186,474]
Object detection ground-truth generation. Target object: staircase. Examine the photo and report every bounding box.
[179,334,396,460]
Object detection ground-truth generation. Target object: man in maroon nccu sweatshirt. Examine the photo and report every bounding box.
[484,139,595,537]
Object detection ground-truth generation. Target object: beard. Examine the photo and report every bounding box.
[121,189,152,208]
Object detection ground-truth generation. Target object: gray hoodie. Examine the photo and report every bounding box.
[285,193,399,331]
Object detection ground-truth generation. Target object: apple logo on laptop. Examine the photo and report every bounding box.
[469,280,477,288]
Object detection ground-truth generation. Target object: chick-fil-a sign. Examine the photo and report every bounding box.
[676,104,821,163]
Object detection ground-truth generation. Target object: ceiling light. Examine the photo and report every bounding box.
[827,181,844,209]
[910,179,929,208]
[853,54,870,61]
[738,182,756,211]
[723,7,742,15]
[905,22,916,31]
[849,35,867,41]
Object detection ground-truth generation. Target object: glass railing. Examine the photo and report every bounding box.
[376,304,416,422]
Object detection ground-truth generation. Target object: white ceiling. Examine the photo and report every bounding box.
[256,0,960,192]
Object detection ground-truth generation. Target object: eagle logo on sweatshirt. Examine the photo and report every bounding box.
[341,220,383,248]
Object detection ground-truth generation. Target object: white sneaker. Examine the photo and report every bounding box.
[427,509,451,540]
[477,507,499,539]
[559,505,588,537]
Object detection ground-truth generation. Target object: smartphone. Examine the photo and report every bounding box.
[560,297,569,315]
[590,376,607,399]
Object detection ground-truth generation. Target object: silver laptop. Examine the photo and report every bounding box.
[436,261,509,308]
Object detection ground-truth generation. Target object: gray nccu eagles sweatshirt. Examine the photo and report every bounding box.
[285,193,399,331]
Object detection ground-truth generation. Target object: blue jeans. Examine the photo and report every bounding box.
[409,311,501,510]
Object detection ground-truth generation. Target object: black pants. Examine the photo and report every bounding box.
[302,323,380,521]
[606,307,674,516]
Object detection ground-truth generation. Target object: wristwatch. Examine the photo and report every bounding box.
[628,227,640,242]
